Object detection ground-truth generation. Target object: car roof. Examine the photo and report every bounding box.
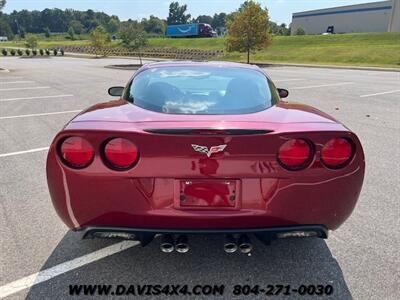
[138,60,264,73]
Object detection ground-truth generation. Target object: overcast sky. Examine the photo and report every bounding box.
[3,0,385,24]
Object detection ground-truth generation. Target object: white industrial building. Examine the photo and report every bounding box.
[291,0,400,34]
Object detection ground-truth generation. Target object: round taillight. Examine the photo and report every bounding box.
[60,137,94,168]
[278,139,312,170]
[321,138,353,169]
[103,138,138,170]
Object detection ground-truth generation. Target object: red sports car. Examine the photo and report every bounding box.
[46,62,365,254]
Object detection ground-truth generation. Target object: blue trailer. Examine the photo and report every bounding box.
[166,23,214,38]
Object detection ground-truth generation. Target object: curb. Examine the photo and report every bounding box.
[253,62,400,72]
[104,64,142,70]
[64,52,164,62]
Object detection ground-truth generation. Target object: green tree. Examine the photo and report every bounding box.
[226,1,272,64]
[195,15,213,24]
[119,21,148,64]
[68,26,75,40]
[167,2,191,25]
[269,21,290,36]
[225,12,237,28]
[19,27,26,38]
[279,23,290,36]
[119,21,146,47]
[211,12,227,29]
[0,0,10,39]
[69,20,85,34]
[106,18,119,34]
[44,27,51,38]
[25,34,38,49]
[294,27,306,35]
[0,17,13,39]
[89,26,110,57]
[1,8,122,35]
[141,15,166,35]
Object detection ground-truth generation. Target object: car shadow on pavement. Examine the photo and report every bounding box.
[26,232,352,299]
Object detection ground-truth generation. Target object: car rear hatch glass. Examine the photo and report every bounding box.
[127,66,279,115]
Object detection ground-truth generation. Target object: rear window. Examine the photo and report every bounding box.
[128,66,277,114]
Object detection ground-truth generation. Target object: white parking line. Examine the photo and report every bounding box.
[0,94,74,102]
[0,86,50,91]
[367,72,400,76]
[0,147,49,158]
[274,79,305,83]
[360,90,400,98]
[0,241,139,298]
[291,82,354,90]
[0,110,81,120]
[0,81,35,84]
[0,76,23,79]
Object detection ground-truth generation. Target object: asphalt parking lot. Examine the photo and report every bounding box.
[0,56,399,300]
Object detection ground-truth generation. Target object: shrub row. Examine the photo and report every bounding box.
[60,46,223,60]
[1,48,65,56]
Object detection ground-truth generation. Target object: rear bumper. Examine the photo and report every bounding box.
[81,225,328,245]
[47,130,365,232]
[48,174,364,231]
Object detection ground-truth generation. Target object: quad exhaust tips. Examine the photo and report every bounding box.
[160,234,190,253]
[161,234,252,254]
[223,234,253,254]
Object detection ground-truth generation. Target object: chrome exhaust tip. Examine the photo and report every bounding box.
[238,234,253,254]
[175,235,190,253]
[224,234,238,253]
[160,234,175,253]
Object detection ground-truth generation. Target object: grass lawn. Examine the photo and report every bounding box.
[1,32,399,68]
[148,37,225,50]
[149,33,400,68]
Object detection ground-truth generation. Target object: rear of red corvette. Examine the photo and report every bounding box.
[46,62,365,253]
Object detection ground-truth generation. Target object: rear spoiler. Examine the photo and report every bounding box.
[143,128,273,135]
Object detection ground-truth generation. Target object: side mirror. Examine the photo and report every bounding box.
[108,86,124,97]
[277,88,289,99]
